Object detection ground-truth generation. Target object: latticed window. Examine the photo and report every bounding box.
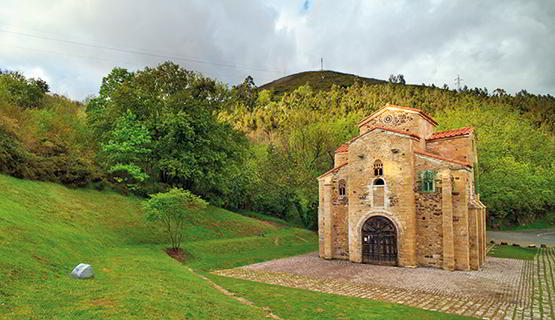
[420,170,437,192]
[338,180,347,199]
[374,160,383,176]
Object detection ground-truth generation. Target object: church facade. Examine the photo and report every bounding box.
[317,104,486,271]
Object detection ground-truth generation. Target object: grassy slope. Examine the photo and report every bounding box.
[258,70,386,95]
[0,174,282,319]
[0,174,467,319]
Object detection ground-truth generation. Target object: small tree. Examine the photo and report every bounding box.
[143,188,208,251]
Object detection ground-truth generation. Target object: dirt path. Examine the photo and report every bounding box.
[184,266,283,320]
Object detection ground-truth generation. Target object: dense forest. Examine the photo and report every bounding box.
[0,63,553,228]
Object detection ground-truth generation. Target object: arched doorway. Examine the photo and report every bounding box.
[361,216,397,265]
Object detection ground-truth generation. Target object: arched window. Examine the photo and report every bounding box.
[374,160,383,176]
[420,170,437,192]
[338,180,347,199]
[373,178,385,207]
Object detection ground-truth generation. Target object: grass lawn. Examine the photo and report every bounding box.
[487,245,539,260]
[208,276,471,320]
[1,174,469,319]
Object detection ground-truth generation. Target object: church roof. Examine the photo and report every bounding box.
[427,127,473,140]
[358,104,438,127]
[317,162,349,179]
[415,151,472,167]
[335,144,349,153]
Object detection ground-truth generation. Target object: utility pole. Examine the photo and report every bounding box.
[321,57,323,71]
[454,74,463,90]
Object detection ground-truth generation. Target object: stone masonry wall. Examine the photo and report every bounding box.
[359,109,435,144]
[426,136,473,165]
[347,130,418,267]
[414,157,444,267]
[330,173,350,259]
[452,170,471,270]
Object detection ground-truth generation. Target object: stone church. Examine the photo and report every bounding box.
[318,104,486,271]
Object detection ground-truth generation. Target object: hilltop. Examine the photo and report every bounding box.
[258,70,387,95]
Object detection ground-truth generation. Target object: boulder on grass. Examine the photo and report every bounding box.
[71,263,93,279]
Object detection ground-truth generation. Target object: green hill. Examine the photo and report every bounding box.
[258,70,386,95]
[0,174,313,319]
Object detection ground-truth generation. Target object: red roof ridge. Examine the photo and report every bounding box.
[415,151,472,167]
[335,144,349,153]
[427,127,473,140]
[318,162,349,179]
[358,104,438,127]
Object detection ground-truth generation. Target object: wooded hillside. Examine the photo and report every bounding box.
[0,66,553,228]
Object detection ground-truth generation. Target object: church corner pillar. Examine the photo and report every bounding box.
[323,183,334,259]
[403,142,417,267]
[441,169,455,271]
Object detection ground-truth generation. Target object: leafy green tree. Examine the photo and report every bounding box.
[143,188,207,251]
[101,109,152,188]
[0,71,48,108]
[87,62,248,204]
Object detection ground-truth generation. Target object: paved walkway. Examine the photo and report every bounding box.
[213,248,555,320]
[488,230,555,246]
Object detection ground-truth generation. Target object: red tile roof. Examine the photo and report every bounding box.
[358,104,438,127]
[317,162,349,179]
[415,151,472,167]
[428,127,473,140]
[335,144,349,153]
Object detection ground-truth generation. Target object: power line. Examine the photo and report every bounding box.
[3,45,276,85]
[0,29,282,75]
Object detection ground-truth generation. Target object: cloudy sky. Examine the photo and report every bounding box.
[1,0,554,100]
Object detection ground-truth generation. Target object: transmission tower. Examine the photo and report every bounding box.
[320,57,323,71]
[454,74,464,90]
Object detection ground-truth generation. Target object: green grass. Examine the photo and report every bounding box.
[0,174,469,319]
[184,228,318,272]
[487,245,539,260]
[233,208,297,226]
[209,276,472,320]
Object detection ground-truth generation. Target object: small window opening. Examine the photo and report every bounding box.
[373,178,384,186]
[374,160,383,176]
[420,170,437,192]
[338,180,347,199]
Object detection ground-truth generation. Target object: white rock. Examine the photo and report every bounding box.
[71,263,94,279]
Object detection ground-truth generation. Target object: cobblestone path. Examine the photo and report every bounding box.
[213,248,555,320]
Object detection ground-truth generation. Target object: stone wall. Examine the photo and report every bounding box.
[415,191,443,267]
[452,170,471,270]
[335,152,348,168]
[347,130,418,267]
[426,136,474,165]
[414,157,445,267]
[359,108,435,144]
[331,175,350,259]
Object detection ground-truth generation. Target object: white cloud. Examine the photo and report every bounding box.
[0,0,553,100]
